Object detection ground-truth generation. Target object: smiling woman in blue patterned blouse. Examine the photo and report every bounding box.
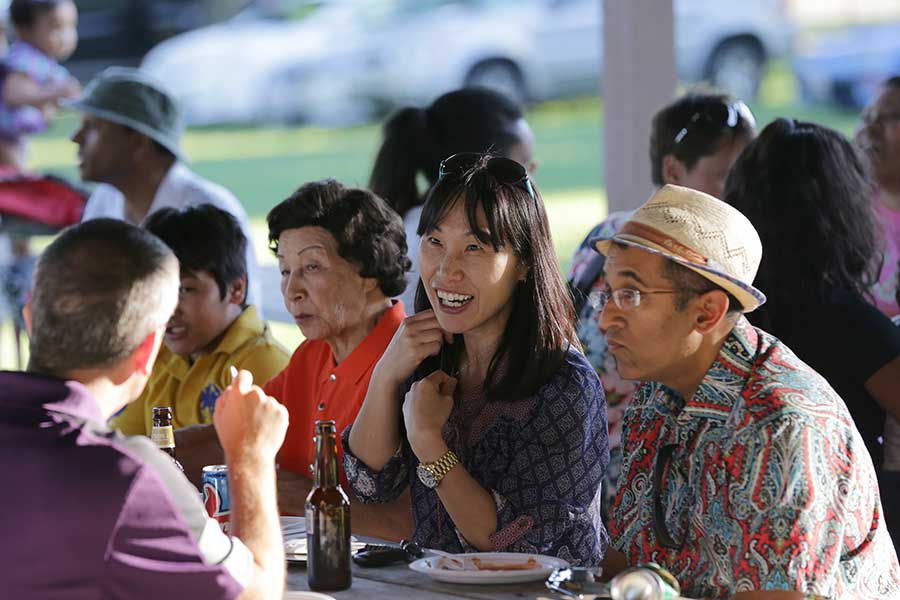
[344,152,609,566]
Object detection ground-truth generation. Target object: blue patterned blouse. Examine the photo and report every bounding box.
[343,348,610,566]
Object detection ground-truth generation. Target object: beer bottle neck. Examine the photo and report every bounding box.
[313,431,340,489]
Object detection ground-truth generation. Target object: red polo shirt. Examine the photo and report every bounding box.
[264,302,405,488]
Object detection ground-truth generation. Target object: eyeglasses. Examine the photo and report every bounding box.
[672,100,756,146]
[588,287,678,312]
[438,152,535,200]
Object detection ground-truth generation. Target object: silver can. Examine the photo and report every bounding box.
[610,566,680,600]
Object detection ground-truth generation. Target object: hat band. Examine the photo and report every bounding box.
[617,221,708,266]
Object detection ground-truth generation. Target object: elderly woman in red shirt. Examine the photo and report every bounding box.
[264,179,413,540]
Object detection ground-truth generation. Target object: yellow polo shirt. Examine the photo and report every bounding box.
[112,305,290,436]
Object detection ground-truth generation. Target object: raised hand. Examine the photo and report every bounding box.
[373,310,448,388]
[214,368,289,464]
[403,370,457,462]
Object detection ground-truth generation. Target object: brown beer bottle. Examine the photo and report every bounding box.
[151,406,184,472]
[306,420,352,591]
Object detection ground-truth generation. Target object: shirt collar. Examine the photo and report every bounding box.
[0,371,105,425]
[215,305,265,355]
[318,302,406,385]
[682,316,758,421]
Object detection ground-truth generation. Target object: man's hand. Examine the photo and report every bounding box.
[215,369,288,600]
[214,369,288,465]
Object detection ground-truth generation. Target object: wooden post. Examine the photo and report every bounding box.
[603,0,676,213]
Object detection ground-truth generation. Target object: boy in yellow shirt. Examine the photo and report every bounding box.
[111,204,288,480]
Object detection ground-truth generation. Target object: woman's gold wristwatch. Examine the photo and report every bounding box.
[416,449,460,489]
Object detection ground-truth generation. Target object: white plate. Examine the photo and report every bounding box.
[408,552,569,584]
[283,592,336,600]
[284,537,366,563]
[281,516,307,540]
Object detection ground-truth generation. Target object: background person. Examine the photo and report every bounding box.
[0,0,80,170]
[263,179,414,539]
[346,153,608,565]
[724,117,900,551]
[567,92,756,517]
[369,87,536,311]
[0,219,287,599]
[111,204,290,487]
[857,76,900,319]
[68,66,264,311]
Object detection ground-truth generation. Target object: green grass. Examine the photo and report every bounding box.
[1,61,863,369]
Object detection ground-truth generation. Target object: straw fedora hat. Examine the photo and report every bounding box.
[592,184,766,312]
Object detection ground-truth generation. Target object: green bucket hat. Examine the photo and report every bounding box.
[66,67,186,161]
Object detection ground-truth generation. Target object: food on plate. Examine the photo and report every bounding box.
[472,557,539,571]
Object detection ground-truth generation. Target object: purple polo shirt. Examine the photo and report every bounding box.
[0,371,245,599]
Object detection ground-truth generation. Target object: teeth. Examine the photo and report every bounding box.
[435,289,474,307]
[436,289,473,303]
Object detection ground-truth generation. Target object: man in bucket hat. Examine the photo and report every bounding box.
[597,185,900,598]
[66,67,263,311]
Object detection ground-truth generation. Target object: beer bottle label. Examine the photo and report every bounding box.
[151,425,175,449]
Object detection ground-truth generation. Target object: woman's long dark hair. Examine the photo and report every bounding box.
[724,118,880,329]
[369,88,525,218]
[413,155,578,402]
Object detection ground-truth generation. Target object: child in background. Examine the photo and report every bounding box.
[0,1,80,362]
[0,0,80,170]
[110,204,289,484]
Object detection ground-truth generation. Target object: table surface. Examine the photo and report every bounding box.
[285,561,556,599]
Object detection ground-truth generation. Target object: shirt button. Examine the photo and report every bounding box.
[329,374,336,382]
[318,402,325,411]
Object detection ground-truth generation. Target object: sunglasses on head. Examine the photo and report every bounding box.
[438,152,535,200]
[672,100,756,146]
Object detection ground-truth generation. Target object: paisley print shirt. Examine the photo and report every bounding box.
[610,317,900,598]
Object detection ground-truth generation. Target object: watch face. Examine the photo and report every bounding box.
[416,464,437,489]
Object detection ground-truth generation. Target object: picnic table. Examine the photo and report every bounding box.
[285,560,554,599]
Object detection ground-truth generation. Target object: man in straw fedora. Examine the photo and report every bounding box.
[596,185,899,598]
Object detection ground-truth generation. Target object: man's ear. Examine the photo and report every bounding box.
[22,301,32,337]
[228,276,247,306]
[129,130,157,161]
[662,154,687,186]
[132,329,163,377]
[694,289,730,334]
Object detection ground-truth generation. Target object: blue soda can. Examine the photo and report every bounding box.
[202,464,231,533]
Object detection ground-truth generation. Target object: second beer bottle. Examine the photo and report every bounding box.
[306,419,352,591]
[151,406,184,472]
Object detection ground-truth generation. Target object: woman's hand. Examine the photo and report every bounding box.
[373,310,448,388]
[403,370,457,462]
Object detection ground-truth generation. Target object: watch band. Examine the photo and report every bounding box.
[422,449,460,487]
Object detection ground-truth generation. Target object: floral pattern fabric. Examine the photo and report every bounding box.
[343,349,610,566]
[610,317,900,599]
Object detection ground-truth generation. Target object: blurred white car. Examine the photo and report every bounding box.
[363,0,793,110]
[142,0,793,126]
[141,1,376,126]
